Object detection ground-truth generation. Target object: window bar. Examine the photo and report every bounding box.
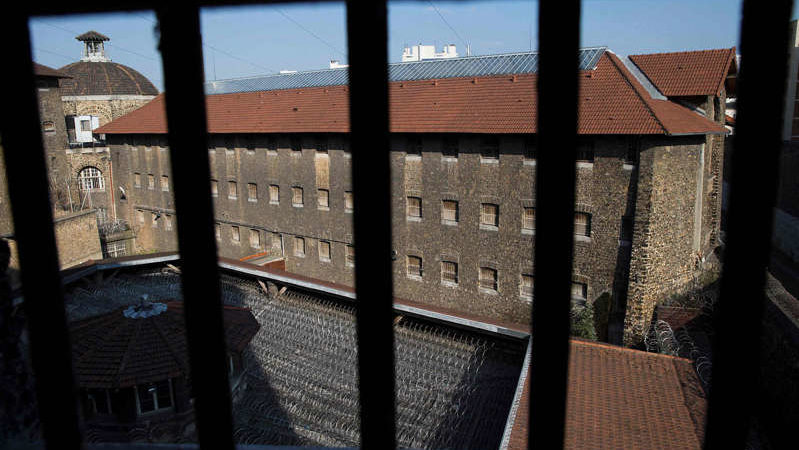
[530,0,581,448]
[345,0,396,447]
[156,6,234,450]
[704,0,793,447]
[0,11,83,449]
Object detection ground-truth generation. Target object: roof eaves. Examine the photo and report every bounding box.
[715,47,737,97]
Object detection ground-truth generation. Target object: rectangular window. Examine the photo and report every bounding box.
[80,119,91,132]
[269,185,279,204]
[571,282,587,301]
[575,212,591,237]
[134,173,141,188]
[161,176,169,192]
[521,274,534,299]
[294,236,305,257]
[407,196,422,219]
[249,229,260,248]
[136,380,172,415]
[442,136,458,158]
[407,136,422,156]
[215,223,221,241]
[481,137,499,160]
[522,207,536,231]
[480,203,499,227]
[210,179,218,197]
[346,244,355,266]
[318,189,329,209]
[231,226,240,243]
[247,183,258,202]
[147,174,155,190]
[344,191,354,212]
[292,187,304,206]
[228,181,238,200]
[407,256,423,278]
[165,214,172,231]
[524,137,536,160]
[441,261,458,284]
[319,241,331,261]
[442,200,458,223]
[42,121,55,132]
[479,267,498,291]
[151,212,158,228]
[291,136,302,154]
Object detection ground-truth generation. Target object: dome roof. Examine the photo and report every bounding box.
[58,61,158,96]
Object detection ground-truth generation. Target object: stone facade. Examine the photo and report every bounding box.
[107,131,722,334]
[62,97,155,128]
[52,209,103,268]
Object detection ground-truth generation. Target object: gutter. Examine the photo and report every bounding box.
[500,338,532,450]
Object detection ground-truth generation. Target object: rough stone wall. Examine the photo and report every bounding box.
[110,133,652,326]
[624,136,705,346]
[0,144,13,236]
[62,98,155,127]
[36,77,72,212]
[52,209,103,268]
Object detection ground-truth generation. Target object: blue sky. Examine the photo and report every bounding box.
[28,0,777,92]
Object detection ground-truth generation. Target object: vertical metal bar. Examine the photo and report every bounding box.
[0,11,83,449]
[530,0,581,448]
[345,0,396,447]
[156,5,234,450]
[704,0,793,448]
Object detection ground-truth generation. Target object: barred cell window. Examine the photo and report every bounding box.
[228,181,238,200]
[480,203,499,228]
[571,282,587,301]
[247,183,258,202]
[442,200,458,223]
[165,214,172,231]
[479,267,498,292]
[319,241,331,261]
[134,173,141,188]
[215,223,221,241]
[104,240,127,258]
[318,189,330,209]
[346,245,355,266]
[210,179,218,197]
[148,174,155,190]
[231,226,241,243]
[407,256,422,279]
[249,229,260,248]
[441,261,458,285]
[442,136,458,158]
[521,274,534,299]
[481,137,499,160]
[78,167,105,191]
[407,197,422,219]
[345,191,354,212]
[294,236,305,257]
[161,176,169,192]
[407,136,422,156]
[522,207,536,231]
[269,185,279,204]
[575,212,591,237]
[524,137,537,160]
[292,187,304,206]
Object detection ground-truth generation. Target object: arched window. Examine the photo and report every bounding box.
[78,167,105,191]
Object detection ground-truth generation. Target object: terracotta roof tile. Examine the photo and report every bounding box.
[33,62,70,79]
[97,53,725,136]
[629,48,736,97]
[508,340,706,449]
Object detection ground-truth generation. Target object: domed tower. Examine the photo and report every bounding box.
[59,31,158,142]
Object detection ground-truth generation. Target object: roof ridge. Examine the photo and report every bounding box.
[152,314,189,377]
[116,319,143,386]
[605,51,668,134]
[629,47,736,58]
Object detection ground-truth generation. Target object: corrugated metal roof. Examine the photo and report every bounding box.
[205,47,607,95]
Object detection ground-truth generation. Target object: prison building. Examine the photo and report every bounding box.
[95,47,732,345]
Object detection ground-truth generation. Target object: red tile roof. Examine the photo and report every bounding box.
[33,62,70,79]
[97,52,725,136]
[629,48,736,97]
[508,340,706,449]
[69,301,259,388]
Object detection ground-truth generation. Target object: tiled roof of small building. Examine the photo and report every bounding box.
[507,340,707,449]
[58,61,159,96]
[97,51,725,136]
[33,62,70,79]
[69,301,259,388]
[629,48,737,97]
[76,30,110,42]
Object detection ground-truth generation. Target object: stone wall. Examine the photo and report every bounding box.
[65,147,114,219]
[53,209,103,268]
[62,98,155,127]
[108,132,714,330]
